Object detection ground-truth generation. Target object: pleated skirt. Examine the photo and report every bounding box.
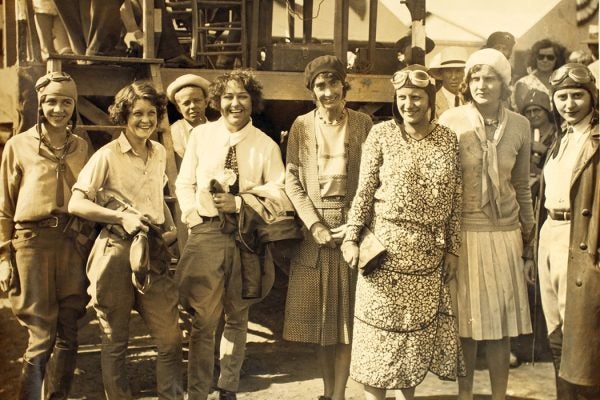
[456,229,532,340]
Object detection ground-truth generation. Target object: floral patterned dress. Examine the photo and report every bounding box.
[345,120,465,389]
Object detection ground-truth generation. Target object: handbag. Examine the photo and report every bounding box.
[357,227,386,276]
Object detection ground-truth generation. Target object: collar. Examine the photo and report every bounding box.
[566,113,593,136]
[441,86,458,104]
[218,117,254,147]
[116,132,154,155]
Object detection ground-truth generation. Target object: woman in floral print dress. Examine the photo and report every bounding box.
[342,65,464,400]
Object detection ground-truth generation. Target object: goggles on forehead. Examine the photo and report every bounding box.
[391,70,433,89]
[35,73,73,92]
[549,65,595,87]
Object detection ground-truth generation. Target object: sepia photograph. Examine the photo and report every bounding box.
[0,0,598,399]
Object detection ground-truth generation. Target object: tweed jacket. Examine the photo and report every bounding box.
[535,121,600,386]
[285,108,372,267]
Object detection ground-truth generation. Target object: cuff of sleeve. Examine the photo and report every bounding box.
[235,196,241,213]
[0,240,12,261]
[345,226,361,243]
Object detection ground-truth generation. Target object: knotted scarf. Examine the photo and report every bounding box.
[465,103,508,222]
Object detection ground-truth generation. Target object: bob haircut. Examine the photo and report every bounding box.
[309,71,351,103]
[527,39,567,71]
[109,80,168,125]
[461,64,512,102]
[208,69,264,113]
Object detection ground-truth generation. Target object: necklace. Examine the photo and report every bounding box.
[317,108,347,126]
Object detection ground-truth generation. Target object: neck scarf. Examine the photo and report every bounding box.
[465,103,508,222]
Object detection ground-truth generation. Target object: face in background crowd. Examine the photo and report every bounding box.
[126,99,158,145]
[41,94,75,130]
[396,87,430,127]
[537,47,558,73]
[553,88,593,125]
[468,65,503,106]
[221,79,252,132]
[440,68,464,95]
[312,73,345,111]
[523,105,551,129]
[174,86,207,127]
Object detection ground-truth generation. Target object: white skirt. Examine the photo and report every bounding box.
[456,229,532,340]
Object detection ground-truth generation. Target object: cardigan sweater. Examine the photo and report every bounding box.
[439,105,535,233]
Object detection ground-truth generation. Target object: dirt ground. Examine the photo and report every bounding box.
[0,283,557,400]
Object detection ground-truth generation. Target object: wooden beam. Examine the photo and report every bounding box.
[333,0,349,66]
[142,0,155,58]
[303,0,313,44]
[77,97,112,126]
[3,0,17,66]
[257,0,273,70]
[249,0,260,69]
[368,0,378,62]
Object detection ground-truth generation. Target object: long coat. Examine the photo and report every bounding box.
[536,122,600,386]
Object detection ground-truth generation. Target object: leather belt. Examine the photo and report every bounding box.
[15,214,70,229]
[200,215,220,223]
[547,209,571,221]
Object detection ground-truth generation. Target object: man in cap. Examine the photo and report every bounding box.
[0,72,89,399]
[428,46,468,118]
[518,89,556,178]
[485,31,516,60]
[166,74,211,164]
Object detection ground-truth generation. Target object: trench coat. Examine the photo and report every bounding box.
[535,121,600,387]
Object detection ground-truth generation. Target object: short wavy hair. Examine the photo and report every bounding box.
[527,39,567,71]
[208,69,264,113]
[109,80,168,125]
[461,64,512,102]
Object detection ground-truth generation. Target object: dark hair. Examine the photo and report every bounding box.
[208,69,264,113]
[527,39,567,71]
[109,81,168,125]
[461,64,512,102]
[309,72,351,103]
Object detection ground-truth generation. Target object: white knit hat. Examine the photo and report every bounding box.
[465,48,512,86]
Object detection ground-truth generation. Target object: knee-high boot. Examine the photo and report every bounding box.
[18,355,48,400]
[547,328,578,400]
[44,348,78,400]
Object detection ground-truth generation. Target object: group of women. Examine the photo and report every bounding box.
[0,45,598,400]
[283,51,599,400]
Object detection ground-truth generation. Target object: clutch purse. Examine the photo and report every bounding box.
[358,227,386,276]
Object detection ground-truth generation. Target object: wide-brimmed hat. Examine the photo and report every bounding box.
[582,24,598,44]
[428,46,468,71]
[166,74,211,103]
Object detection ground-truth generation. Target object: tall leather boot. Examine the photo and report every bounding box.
[547,328,578,400]
[44,348,78,400]
[18,356,47,400]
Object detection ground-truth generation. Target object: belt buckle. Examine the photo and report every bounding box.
[46,216,59,228]
[563,211,568,220]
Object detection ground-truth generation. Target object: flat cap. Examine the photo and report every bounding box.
[166,74,211,103]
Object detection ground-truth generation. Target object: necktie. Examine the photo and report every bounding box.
[454,95,461,107]
[225,145,239,195]
[556,125,573,161]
